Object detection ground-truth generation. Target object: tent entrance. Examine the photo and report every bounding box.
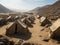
[15,24,17,34]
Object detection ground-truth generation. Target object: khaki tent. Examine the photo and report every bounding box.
[6,20,29,35]
[16,20,28,34]
[23,18,32,27]
[14,16,19,20]
[6,16,15,22]
[50,19,60,38]
[6,16,11,22]
[40,16,51,26]
[6,16,19,22]
[0,18,7,26]
[6,22,16,35]
[28,16,35,23]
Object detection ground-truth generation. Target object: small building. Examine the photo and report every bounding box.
[50,19,60,38]
[6,20,29,35]
[40,16,51,26]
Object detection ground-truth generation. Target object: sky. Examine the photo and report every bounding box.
[0,0,57,11]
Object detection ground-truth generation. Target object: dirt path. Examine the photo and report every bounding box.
[28,17,43,43]
[0,25,7,35]
[28,17,60,45]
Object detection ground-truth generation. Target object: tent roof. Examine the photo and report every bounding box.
[7,22,15,29]
[7,16,11,19]
[16,20,27,28]
[40,16,46,22]
[50,19,60,32]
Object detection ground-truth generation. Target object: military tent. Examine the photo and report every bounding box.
[40,16,51,26]
[28,16,35,23]
[14,16,19,20]
[0,18,7,26]
[6,16,11,22]
[6,20,29,35]
[6,22,16,35]
[23,18,32,27]
[50,19,60,38]
[16,20,29,34]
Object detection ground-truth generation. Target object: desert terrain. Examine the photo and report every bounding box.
[0,16,60,45]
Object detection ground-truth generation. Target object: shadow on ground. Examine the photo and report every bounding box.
[7,32,32,40]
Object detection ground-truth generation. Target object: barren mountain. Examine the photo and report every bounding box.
[30,5,51,15]
[31,1,60,16]
[0,4,11,13]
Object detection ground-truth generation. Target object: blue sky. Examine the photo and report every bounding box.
[0,0,57,11]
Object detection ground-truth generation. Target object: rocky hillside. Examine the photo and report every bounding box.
[0,4,11,13]
[31,0,60,16]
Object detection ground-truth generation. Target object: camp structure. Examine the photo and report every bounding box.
[6,16,17,22]
[23,18,33,27]
[6,16,19,22]
[28,16,35,24]
[6,20,29,35]
[16,20,29,34]
[14,16,19,20]
[6,16,12,22]
[0,18,7,26]
[6,16,15,22]
[6,22,15,35]
[36,15,41,19]
[40,16,51,26]
[50,19,60,39]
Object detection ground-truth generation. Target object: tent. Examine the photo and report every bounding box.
[50,19,60,38]
[6,16,19,22]
[6,16,12,22]
[23,18,32,27]
[14,16,19,20]
[6,22,16,35]
[6,20,29,35]
[40,16,51,26]
[28,16,35,23]
[0,18,7,26]
[16,20,29,34]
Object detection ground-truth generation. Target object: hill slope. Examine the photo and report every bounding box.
[0,4,11,13]
[31,1,60,16]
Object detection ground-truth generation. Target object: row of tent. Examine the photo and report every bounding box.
[6,16,35,35]
[50,19,60,39]
[39,16,60,39]
[0,16,19,26]
[21,16,35,27]
[39,16,52,26]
